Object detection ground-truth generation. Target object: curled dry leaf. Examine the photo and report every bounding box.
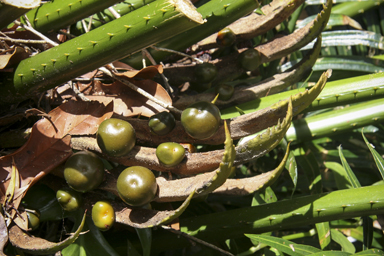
[9,212,86,255]
[89,79,172,118]
[114,191,195,228]
[80,65,172,117]
[0,46,30,69]
[256,0,331,64]
[0,100,113,218]
[194,0,305,52]
[114,65,164,79]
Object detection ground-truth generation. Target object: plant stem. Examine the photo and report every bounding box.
[0,0,203,104]
[148,184,384,253]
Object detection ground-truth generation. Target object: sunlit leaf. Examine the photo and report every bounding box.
[296,14,362,30]
[324,162,352,189]
[196,121,235,195]
[354,249,384,256]
[282,139,298,195]
[338,145,361,188]
[308,252,352,256]
[264,187,277,204]
[4,159,19,206]
[316,222,331,249]
[330,229,355,254]
[300,30,384,51]
[294,147,322,193]
[286,98,384,142]
[245,234,321,256]
[281,56,384,74]
[362,130,384,180]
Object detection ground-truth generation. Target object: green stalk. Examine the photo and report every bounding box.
[285,98,384,142]
[0,0,204,104]
[184,184,384,239]
[122,0,268,68]
[70,0,157,35]
[221,71,384,119]
[22,0,122,33]
[148,184,384,253]
[331,1,383,17]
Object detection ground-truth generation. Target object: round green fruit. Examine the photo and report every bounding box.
[116,166,157,207]
[216,27,236,47]
[215,84,234,101]
[56,188,82,212]
[64,151,104,193]
[194,63,217,83]
[92,201,115,231]
[148,111,176,136]
[97,118,136,157]
[239,48,260,71]
[27,211,40,231]
[156,142,185,167]
[181,101,221,140]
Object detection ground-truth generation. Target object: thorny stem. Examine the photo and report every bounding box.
[142,48,173,93]
[161,226,235,256]
[99,67,182,114]
[15,19,58,47]
[150,45,204,64]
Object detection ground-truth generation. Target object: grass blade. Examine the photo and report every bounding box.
[362,130,384,180]
[316,222,331,249]
[300,30,384,51]
[338,145,361,188]
[330,229,356,253]
[244,234,320,256]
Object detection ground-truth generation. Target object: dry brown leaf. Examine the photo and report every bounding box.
[88,79,171,117]
[0,46,29,69]
[59,65,171,117]
[0,100,113,215]
[115,65,163,79]
[39,100,114,137]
